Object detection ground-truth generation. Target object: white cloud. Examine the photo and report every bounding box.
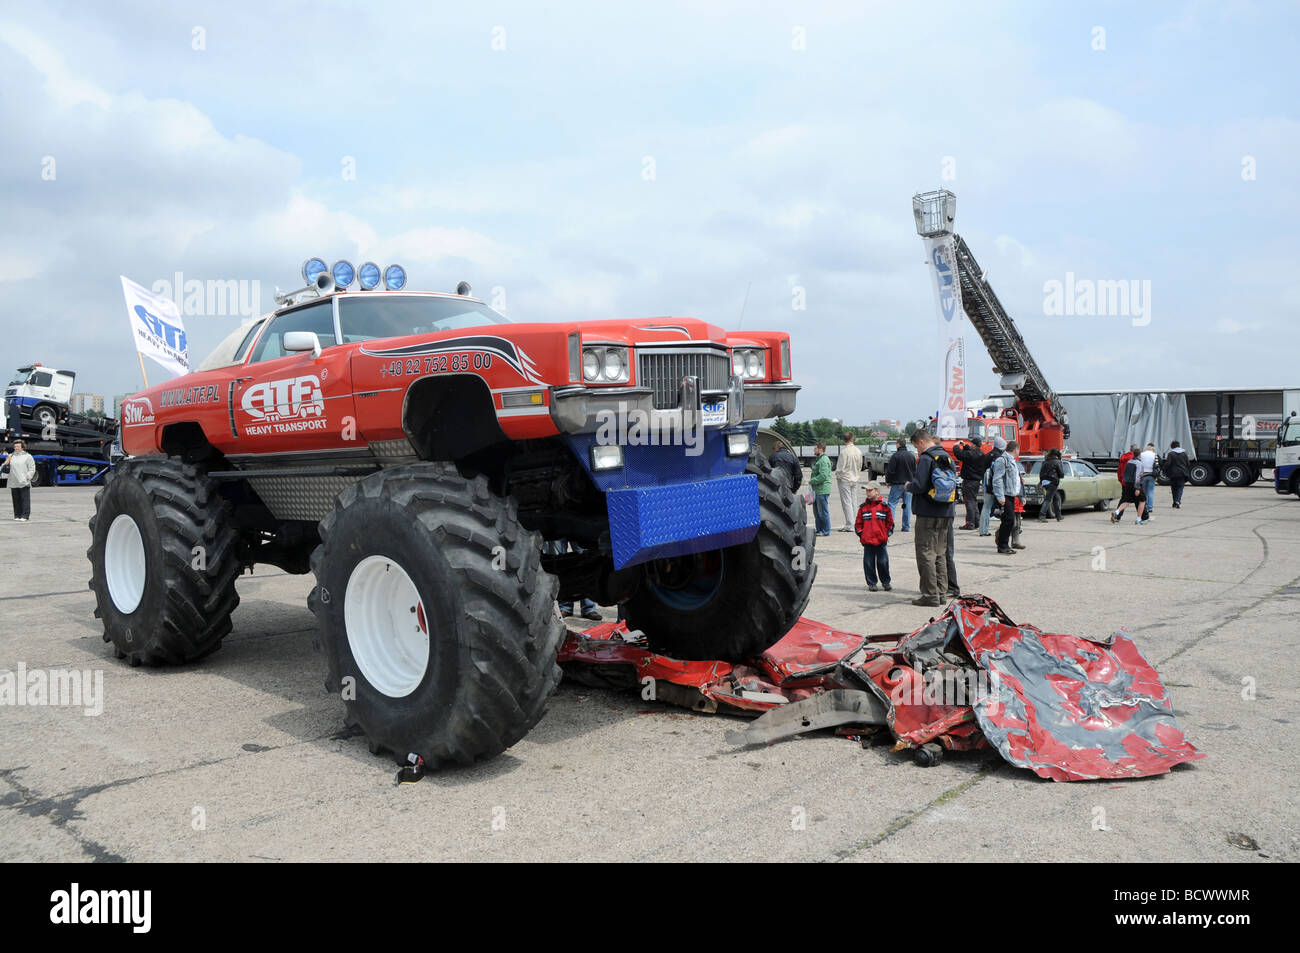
[0,20,112,109]
[1215,318,1264,334]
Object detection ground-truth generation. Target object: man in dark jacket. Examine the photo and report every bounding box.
[905,430,956,606]
[1037,449,1065,521]
[769,444,802,492]
[953,439,996,530]
[884,441,916,532]
[1162,441,1190,508]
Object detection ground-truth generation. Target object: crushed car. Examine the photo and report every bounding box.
[560,595,1203,781]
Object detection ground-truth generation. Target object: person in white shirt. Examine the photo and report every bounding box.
[1139,443,1158,521]
[7,440,37,521]
[835,432,864,532]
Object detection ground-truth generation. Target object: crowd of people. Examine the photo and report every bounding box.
[799,429,1198,608]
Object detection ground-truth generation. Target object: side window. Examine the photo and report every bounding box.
[233,320,266,363]
[249,302,336,363]
[1070,461,1095,478]
[31,371,53,388]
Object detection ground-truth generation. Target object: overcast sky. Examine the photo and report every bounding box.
[3,0,1295,421]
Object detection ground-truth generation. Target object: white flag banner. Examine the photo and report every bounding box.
[922,236,967,439]
[121,276,189,378]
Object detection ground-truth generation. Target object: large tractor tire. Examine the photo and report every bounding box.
[87,457,242,665]
[623,449,817,661]
[309,464,564,768]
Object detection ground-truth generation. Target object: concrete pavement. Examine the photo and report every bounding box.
[1,481,1296,862]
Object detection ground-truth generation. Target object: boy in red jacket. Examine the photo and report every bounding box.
[854,482,894,591]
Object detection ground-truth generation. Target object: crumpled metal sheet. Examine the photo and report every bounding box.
[559,619,865,712]
[557,596,1202,781]
[944,596,1205,781]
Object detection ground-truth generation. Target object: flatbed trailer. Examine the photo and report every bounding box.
[980,387,1300,486]
[3,399,119,487]
[1,452,114,487]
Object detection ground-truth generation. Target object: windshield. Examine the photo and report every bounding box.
[8,371,32,386]
[339,295,508,344]
[1281,417,1300,447]
[197,319,267,371]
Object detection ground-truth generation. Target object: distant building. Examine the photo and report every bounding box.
[71,393,105,414]
[113,393,132,418]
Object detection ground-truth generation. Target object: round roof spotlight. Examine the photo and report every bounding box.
[358,261,381,291]
[383,263,407,291]
[302,258,328,283]
[456,281,472,296]
[332,260,356,289]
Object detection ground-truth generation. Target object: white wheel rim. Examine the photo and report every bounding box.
[344,555,429,698]
[104,514,147,614]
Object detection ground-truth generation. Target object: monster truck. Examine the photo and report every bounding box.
[88,265,814,768]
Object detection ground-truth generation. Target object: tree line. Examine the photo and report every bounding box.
[771,418,916,445]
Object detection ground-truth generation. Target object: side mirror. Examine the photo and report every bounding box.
[283,331,322,358]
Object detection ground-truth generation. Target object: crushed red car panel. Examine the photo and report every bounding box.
[942,597,1205,781]
[557,596,1202,781]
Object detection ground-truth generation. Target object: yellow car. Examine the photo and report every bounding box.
[1022,458,1121,514]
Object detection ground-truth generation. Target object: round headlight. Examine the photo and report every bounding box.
[603,349,624,380]
[383,264,407,291]
[358,262,381,290]
[732,352,745,377]
[332,260,356,289]
[745,351,761,378]
[302,258,328,283]
[583,350,601,382]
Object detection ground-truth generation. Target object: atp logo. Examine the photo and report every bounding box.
[133,304,187,352]
[242,375,324,422]
[122,397,155,426]
[932,246,957,321]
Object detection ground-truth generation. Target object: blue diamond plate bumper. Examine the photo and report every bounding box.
[607,473,759,570]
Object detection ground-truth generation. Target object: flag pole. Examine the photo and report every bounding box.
[136,351,150,389]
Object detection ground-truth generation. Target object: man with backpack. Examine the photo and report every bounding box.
[904,429,957,606]
[1111,453,1148,524]
[1118,443,1139,494]
[991,440,1024,555]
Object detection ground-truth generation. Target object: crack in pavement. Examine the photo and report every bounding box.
[0,727,361,861]
[833,761,1004,861]
[1157,570,1300,667]
[0,767,128,862]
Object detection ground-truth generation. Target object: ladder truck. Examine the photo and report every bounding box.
[913,189,1069,459]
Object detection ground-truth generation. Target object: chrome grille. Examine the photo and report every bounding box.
[637,349,730,410]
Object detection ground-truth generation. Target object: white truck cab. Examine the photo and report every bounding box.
[4,364,76,429]
[1276,412,1300,498]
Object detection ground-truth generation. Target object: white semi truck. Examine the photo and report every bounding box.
[4,364,77,428]
[1276,411,1300,498]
